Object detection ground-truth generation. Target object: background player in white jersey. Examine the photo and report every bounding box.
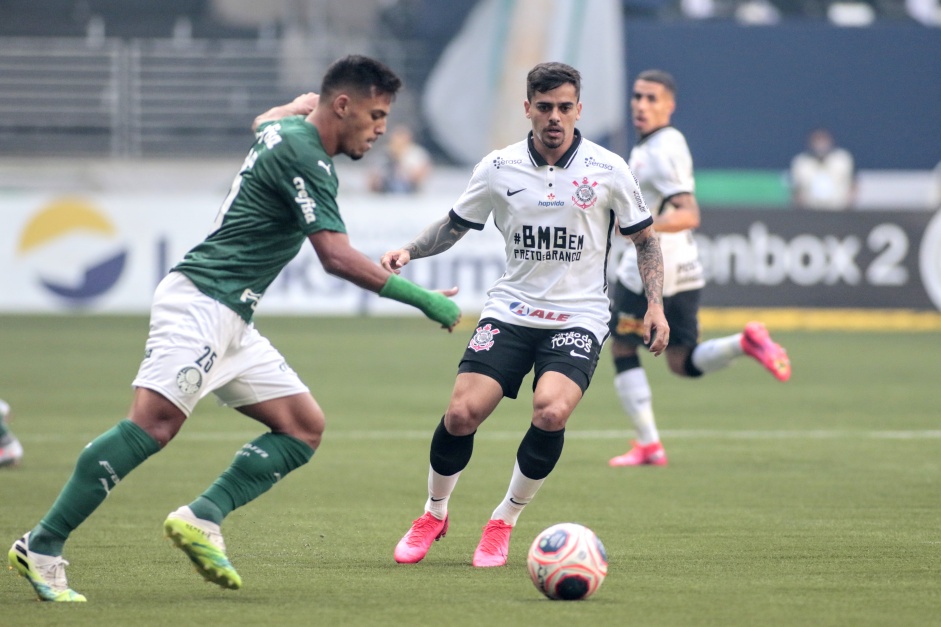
[383,62,669,568]
[608,69,791,468]
[8,55,460,603]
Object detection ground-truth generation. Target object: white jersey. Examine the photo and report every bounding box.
[451,130,652,342]
[616,126,705,297]
[790,147,854,210]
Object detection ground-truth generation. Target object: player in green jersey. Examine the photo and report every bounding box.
[8,55,460,602]
[0,398,23,467]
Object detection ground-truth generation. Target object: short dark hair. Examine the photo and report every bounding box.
[526,62,581,101]
[636,69,676,97]
[320,55,402,100]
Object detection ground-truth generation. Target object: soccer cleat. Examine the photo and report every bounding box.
[164,506,241,590]
[0,434,23,468]
[741,321,791,382]
[609,441,667,467]
[0,399,22,468]
[394,512,449,564]
[8,533,86,602]
[472,519,513,567]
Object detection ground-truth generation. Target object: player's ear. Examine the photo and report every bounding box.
[524,100,532,119]
[576,102,582,121]
[332,94,350,118]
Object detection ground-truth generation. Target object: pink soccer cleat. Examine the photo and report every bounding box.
[394,512,449,564]
[472,519,513,567]
[609,441,667,467]
[741,322,791,382]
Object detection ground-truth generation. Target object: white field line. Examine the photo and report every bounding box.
[25,429,941,443]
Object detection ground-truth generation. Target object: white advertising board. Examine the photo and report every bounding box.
[0,191,507,316]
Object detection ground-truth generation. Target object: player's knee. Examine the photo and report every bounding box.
[531,401,572,432]
[667,348,698,377]
[667,360,688,376]
[609,338,638,360]
[134,420,179,448]
[129,394,186,447]
[292,408,325,450]
[130,411,186,448]
[444,403,485,436]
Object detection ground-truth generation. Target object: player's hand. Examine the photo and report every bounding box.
[380,249,411,273]
[643,303,670,356]
[293,92,320,115]
[436,286,461,332]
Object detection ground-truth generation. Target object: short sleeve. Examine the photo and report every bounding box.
[613,161,654,236]
[450,155,494,228]
[647,145,694,200]
[267,133,345,235]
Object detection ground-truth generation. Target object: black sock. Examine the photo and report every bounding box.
[429,416,475,476]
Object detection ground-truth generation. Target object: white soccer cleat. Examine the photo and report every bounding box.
[8,533,86,602]
[0,399,23,468]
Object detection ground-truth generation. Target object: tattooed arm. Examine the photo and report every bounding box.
[380,214,471,273]
[627,225,670,355]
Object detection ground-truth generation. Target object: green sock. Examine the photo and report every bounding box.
[188,432,314,524]
[29,419,160,556]
[0,400,10,439]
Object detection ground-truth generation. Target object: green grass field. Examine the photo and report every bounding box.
[1,315,938,626]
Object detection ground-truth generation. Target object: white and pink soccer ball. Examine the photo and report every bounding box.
[527,522,608,600]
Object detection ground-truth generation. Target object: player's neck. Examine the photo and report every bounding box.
[308,109,339,157]
[639,125,669,141]
[533,140,573,166]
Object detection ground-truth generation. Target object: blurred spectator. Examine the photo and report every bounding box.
[790,128,856,210]
[368,125,432,194]
[681,0,717,19]
[907,0,941,26]
[735,0,781,24]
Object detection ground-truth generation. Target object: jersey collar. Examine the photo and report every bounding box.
[527,128,582,168]
[637,125,672,145]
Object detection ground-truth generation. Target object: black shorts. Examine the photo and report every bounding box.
[457,318,603,399]
[608,282,701,348]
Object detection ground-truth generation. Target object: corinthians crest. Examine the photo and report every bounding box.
[572,177,598,210]
[469,323,500,352]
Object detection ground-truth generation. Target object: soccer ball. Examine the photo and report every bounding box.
[527,522,608,600]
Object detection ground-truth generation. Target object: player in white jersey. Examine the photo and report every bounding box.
[608,69,792,468]
[384,62,669,567]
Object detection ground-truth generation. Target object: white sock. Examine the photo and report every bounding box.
[490,461,545,526]
[690,333,745,374]
[424,466,461,520]
[614,368,659,445]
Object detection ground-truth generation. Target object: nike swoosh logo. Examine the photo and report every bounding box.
[509,497,527,506]
[506,188,526,196]
[430,496,446,502]
[570,350,589,359]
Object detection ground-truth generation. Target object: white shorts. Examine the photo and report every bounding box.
[132,272,309,416]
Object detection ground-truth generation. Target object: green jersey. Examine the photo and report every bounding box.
[174,116,345,322]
